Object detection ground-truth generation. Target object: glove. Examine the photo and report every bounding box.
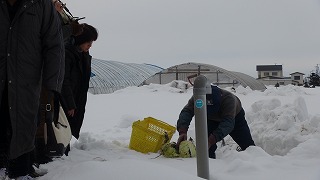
[176,128,188,150]
[70,21,84,36]
[208,133,217,149]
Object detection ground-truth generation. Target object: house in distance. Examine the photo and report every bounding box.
[256,65,304,86]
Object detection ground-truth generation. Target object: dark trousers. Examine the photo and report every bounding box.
[0,83,32,178]
[7,152,32,178]
[207,109,255,158]
[0,83,10,168]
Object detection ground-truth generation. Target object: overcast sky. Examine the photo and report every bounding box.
[64,0,320,77]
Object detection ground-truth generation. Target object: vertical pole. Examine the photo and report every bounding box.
[216,70,219,86]
[176,66,178,80]
[193,75,210,180]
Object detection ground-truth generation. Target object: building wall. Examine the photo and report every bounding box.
[290,73,304,85]
[257,74,304,86]
[258,70,283,78]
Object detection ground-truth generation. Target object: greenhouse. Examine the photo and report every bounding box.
[142,62,266,91]
[89,59,163,94]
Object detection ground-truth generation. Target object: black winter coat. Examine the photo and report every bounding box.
[0,0,64,159]
[61,44,91,138]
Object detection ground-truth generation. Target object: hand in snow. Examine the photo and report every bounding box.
[176,127,188,151]
[176,134,187,151]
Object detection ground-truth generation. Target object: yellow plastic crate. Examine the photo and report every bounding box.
[129,117,176,153]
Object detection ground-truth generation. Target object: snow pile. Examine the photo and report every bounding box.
[239,86,318,156]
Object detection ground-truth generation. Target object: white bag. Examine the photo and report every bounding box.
[44,105,72,157]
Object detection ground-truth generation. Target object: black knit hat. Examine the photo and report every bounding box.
[74,23,98,45]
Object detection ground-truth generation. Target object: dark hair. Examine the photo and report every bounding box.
[74,23,98,45]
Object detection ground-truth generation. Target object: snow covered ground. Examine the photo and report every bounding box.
[38,82,320,180]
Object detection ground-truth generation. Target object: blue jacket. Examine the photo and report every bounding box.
[177,87,242,142]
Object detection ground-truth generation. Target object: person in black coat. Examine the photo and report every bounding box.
[0,0,64,179]
[61,24,98,155]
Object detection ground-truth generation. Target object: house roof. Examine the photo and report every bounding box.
[290,72,305,75]
[256,65,282,71]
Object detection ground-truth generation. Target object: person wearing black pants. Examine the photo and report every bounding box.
[207,109,255,158]
[176,85,255,159]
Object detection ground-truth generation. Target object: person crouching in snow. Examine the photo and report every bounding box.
[176,85,255,159]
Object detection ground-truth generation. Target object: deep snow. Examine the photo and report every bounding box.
[38,82,320,180]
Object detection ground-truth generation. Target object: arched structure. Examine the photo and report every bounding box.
[89,59,163,94]
[143,62,266,91]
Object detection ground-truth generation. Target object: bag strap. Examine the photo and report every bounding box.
[44,90,55,124]
[36,88,55,139]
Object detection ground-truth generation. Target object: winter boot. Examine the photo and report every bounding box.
[29,164,47,178]
[0,168,6,180]
[14,175,34,180]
